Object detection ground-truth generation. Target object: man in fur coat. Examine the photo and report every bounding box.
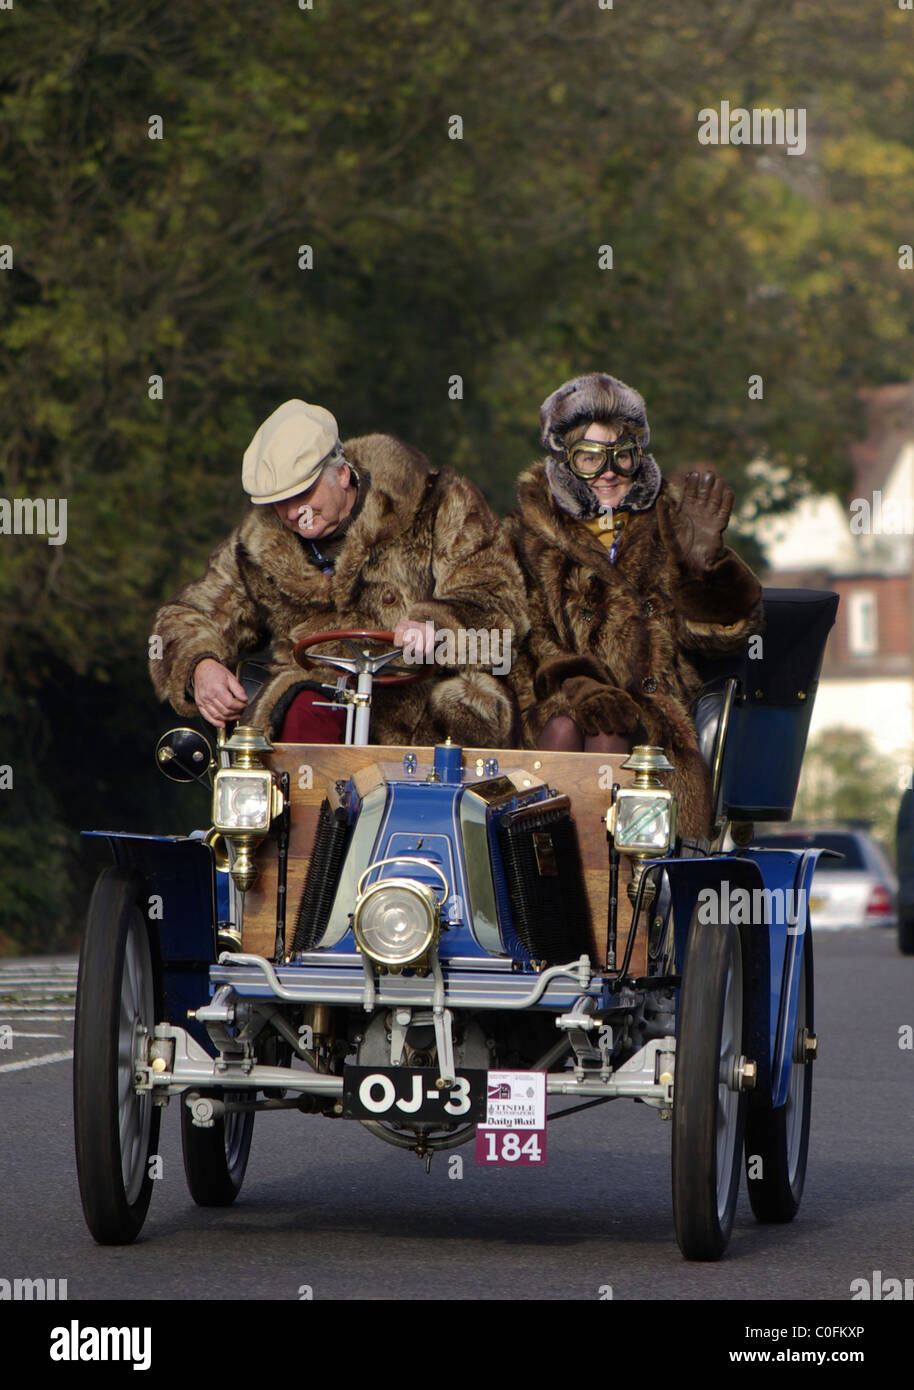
[506,373,762,835]
[150,399,525,747]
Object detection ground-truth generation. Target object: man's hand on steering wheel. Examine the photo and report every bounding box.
[193,658,248,729]
[393,618,435,657]
[292,628,430,686]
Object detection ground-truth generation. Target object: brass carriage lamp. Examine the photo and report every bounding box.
[605,745,677,907]
[212,726,285,891]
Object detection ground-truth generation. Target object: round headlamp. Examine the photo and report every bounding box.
[353,878,439,967]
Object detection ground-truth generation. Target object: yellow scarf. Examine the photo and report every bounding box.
[583,511,627,552]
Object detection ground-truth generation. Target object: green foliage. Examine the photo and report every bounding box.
[1,1,912,947]
[0,686,70,953]
[793,729,904,862]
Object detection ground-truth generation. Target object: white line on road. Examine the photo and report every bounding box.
[0,1049,74,1074]
[3,1031,63,1039]
[0,1004,77,1014]
[0,1017,73,1028]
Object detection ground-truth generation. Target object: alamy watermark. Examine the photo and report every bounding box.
[850,1269,913,1300]
[697,101,806,156]
[696,882,807,933]
[50,1321,151,1370]
[849,491,914,535]
[0,497,67,545]
[400,622,512,677]
[0,1276,67,1300]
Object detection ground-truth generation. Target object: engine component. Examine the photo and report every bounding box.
[495,796,592,964]
[291,795,352,952]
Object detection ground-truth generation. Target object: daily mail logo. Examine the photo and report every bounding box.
[483,1072,546,1129]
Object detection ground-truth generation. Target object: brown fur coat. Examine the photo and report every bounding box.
[506,462,763,835]
[151,434,527,747]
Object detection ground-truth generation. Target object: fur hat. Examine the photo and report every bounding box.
[539,372,662,520]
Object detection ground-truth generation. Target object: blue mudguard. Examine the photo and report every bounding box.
[740,847,824,1108]
[82,831,217,1053]
[659,856,772,1099]
[658,848,825,1106]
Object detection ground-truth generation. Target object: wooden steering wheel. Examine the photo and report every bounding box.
[292,628,430,687]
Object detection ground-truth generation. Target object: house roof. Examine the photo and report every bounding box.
[849,382,914,501]
[757,380,914,577]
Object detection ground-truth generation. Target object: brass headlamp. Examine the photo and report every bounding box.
[352,858,447,972]
[606,745,677,907]
[212,726,285,892]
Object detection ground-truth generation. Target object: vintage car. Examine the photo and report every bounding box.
[74,588,838,1261]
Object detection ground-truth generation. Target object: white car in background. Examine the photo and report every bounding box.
[753,825,898,931]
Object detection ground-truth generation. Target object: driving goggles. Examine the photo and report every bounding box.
[565,435,641,479]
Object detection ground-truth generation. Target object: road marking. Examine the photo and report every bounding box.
[0,1049,73,1074]
[0,1015,74,1024]
[0,1005,76,1016]
[4,1031,63,1039]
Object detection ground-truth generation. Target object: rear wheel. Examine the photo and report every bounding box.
[181,1090,254,1206]
[898,914,914,956]
[671,910,747,1261]
[745,931,814,1222]
[74,868,161,1244]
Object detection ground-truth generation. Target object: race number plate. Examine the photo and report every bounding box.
[475,1071,547,1165]
[342,1066,487,1123]
[475,1128,546,1165]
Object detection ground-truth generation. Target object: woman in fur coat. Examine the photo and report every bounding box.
[506,373,763,835]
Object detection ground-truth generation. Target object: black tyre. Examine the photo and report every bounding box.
[898,914,914,956]
[74,868,161,1244]
[745,930,814,1222]
[181,1090,254,1206]
[672,910,747,1261]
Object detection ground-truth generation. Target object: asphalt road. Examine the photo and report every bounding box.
[1,932,912,1307]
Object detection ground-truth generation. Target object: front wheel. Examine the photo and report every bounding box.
[745,930,814,1222]
[181,1091,254,1206]
[73,868,161,1244]
[671,910,747,1261]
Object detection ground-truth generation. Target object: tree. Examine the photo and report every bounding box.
[793,728,903,860]
[1,1,913,947]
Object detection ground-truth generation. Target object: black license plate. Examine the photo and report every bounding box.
[342,1066,487,1123]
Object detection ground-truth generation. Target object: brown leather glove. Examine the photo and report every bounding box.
[657,469,735,573]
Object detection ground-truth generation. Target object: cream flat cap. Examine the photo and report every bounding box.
[242,399,341,504]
